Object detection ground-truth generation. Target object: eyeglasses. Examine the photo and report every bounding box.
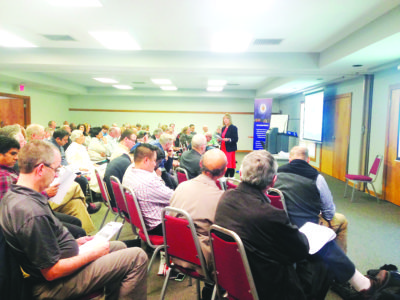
[35,163,61,174]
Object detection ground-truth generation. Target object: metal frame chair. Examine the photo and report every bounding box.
[160,207,216,300]
[175,167,189,184]
[209,224,259,300]
[122,185,164,273]
[344,154,383,202]
[266,187,288,215]
[94,168,121,229]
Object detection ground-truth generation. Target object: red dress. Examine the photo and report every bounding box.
[221,126,236,169]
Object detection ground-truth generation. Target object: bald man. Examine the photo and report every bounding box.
[274,146,348,252]
[169,149,227,272]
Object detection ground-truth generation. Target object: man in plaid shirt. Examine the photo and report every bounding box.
[0,136,20,200]
[123,143,174,236]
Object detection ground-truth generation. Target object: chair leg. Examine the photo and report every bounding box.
[211,285,217,300]
[369,183,380,203]
[99,206,111,229]
[115,219,125,240]
[148,245,164,273]
[159,267,172,300]
[351,183,356,203]
[196,279,201,300]
[188,277,193,286]
[344,179,349,198]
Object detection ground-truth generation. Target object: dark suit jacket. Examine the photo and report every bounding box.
[221,125,238,152]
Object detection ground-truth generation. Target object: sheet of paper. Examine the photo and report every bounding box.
[48,168,77,205]
[299,222,336,255]
[79,222,123,254]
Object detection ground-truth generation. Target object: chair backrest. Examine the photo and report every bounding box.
[209,224,259,300]
[226,178,241,190]
[369,155,383,178]
[94,168,112,207]
[216,177,226,190]
[161,207,210,280]
[265,188,288,213]
[176,167,189,184]
[109,176,130,223]
[122,185,153,242]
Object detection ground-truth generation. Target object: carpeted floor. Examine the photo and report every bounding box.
[90,153,400,299]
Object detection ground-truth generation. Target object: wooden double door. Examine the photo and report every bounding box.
[320,93,352,182]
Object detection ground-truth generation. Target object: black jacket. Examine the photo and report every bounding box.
[221,125,238,152]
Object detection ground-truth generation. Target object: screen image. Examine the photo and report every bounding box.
[302,91,324,142]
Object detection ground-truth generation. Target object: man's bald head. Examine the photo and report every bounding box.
[289,146,309,162]
[200,149,227,179]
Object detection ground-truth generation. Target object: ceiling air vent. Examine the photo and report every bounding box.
[42,34,76,41]
[132,82,146,84]
[227,83,240,86]
[253,39,283,46]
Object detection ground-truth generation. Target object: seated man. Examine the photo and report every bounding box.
[109,128,136,161]
[170,149,227,272]
[106,126,121,156]
[179,134,207,179]
[123,143,173,235]
[215,150,388,300]
[274,146,348,252]
[0,140,147,300]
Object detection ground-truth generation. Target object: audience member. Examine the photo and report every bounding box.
[109,129,136,161]
[215,150,388,299]
[0,140,147,300]
[274,146,348,252]
[179,134,207,179]
[48,120,56,130]
[106,126,122,155]
[88,127,109,161]
[123,144,173,235]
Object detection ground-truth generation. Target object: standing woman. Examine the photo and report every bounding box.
[220,113,238,177]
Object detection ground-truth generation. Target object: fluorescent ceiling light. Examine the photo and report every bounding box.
[89,31,141,50]
[113,85,133,90]
[93,77,118,84]
[48,0,102,7]
[208,80,227,86]
[151,79,172,85]
[207,86,224,92]
[211,31,252,53]
[0,30,36,48]
[160,86,177,91]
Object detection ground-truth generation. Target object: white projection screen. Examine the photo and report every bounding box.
[302,91,324,142]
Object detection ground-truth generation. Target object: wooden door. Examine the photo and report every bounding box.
[320,93,351,181]
[383,86,400,205]
[0,94,30,127]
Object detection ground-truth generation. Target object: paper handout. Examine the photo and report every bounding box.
[299,222,336,255]
[79,222,124,254]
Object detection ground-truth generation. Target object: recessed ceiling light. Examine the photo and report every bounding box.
[211,31,252,53]
[208,80,227,86]
[89,31,140,50]
[352,64,363,67]
[207,86,224,92]
[160,86,177,91]
[151,79,172,85]
[397,65,400,70]
[113,85,133,90]
[93,77,118,84]
[0,30,37,48]
[47,0,102,6]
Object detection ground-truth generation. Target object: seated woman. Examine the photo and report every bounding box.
[88,127,110,161]
[179,126,192,149]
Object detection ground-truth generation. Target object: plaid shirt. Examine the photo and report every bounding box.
[123,167,173,230]
[0,164,19,200]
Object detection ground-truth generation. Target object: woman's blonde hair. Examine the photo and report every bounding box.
[222,113,232,126]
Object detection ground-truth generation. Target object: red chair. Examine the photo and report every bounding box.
[226,178,240,190]
[176,167,189,184]
[94,169,122,229]
[122,185,164,273]
[344,154,382,202]
[209,224,259,300]
[160,207,216,300]
[266,188,288,212]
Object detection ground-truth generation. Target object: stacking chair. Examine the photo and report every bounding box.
[209,224,259,300]
[175,167,189,184]
[94,169,121,229]
[160,207,216,300]
[344,154,383,203]
[122,185,164,273]
[266,187,288,213]
[226,177,241,190]
[216,177,227,190]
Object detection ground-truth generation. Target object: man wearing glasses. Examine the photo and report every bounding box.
[0,140,147,300]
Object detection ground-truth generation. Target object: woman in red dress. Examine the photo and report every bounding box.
[220,113,238,177]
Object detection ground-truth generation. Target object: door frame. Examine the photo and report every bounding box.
[0,92,31,126]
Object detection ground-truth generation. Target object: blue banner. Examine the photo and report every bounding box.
[253,98,272,150]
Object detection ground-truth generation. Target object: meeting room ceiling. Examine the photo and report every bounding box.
[0,0,399,99]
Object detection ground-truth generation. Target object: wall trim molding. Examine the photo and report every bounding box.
[69,108,253,115]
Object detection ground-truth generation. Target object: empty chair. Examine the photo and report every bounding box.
[122,185,164,273]
[94,168,122,229]
[176,167,189,184]
[209,224,259,300]
[160,207,215,300]
[344,154,382,203]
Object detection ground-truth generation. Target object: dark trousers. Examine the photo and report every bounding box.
[53,211,86,238]
[74,176,88,195]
